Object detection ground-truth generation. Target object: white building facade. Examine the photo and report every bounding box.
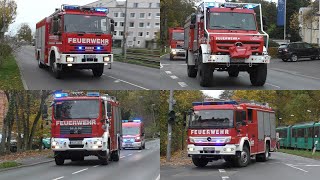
[87,0,160,48]
[299,7,319,44]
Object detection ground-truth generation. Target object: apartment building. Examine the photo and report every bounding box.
[87,0,160,48]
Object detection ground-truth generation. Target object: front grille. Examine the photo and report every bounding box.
[82,58,98,62]
[60,126,92,135]
[69,145,84,148]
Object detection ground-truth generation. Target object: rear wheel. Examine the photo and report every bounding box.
[92,65,104,77]
[192,156,209,167]
[38,54,45,68]
[290,54,298,62]
[257,144,270,162]
[187,65,197,78]
[199,53,213,87]
[249,64,267,86]
[170,54,174,60]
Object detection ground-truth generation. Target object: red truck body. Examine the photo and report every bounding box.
[50,92,122,165]
[122,120,146,150]
[35,5,114,79]
[168,27,186,60]
[187,100,276,167]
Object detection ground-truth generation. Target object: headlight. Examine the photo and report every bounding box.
[172,51,177,55]
[52,141,57,146]
[136,137,141,140]
[104,56,110,62]
[92,145,98,149]
[188,147,194,151]
[66,57,74,62]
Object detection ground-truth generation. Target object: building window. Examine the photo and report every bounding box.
[156,13,160,19]
[130,13,135,18]
[114,31,117,36]
[146,32,150,37]
[120,13,125,17]
[139,22,144,28]
[137,40,141,45]
[120,22,124,27]
[114,12,119,17]
[146,22,151,28]
[148,13,152,19]
[156,3,160,8]
[129,22,134,28]
[114,22,118,27]
[155,22,160,28]
[120,31,124,36]
[149,3,152,8]
[134,3,138,8]
[139,13,145,19]
[138,32,143,36]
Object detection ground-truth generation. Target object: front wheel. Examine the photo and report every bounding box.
[99,151,109,165]
[51,62,62,79]
[199,53,213,87]
[55,157,65,165]
[249,64,267,86]
[282,59,288,62]
[92,65,104,77]
[235,146,250,167]
[192,156,209,167]
[112,149,120,162]
[187,65,197,78]
[290,54,298,62]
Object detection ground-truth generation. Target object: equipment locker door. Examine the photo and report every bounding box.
[247,109,258,154]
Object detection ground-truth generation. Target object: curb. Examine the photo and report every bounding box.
[160,53,168,58]
[0,159,54,172]
[13,54,29,90]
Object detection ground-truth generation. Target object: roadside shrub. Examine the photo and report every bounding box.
[268,47,278,58]
[0,43,12,66]
[268,40,280,47]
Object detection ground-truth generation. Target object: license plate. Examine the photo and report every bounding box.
[70,140,82,145]
[203,147,215,151]
[231,59,245,63]
[84,55,96,59]
[125,144,133,147]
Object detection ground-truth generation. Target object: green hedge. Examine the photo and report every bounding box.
[268,47,278,58]
[0,43,12,66]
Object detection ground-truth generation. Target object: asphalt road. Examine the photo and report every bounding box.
[161,152,320,180]
[160,54,320,90]
[0,139,160,180]
[15,46,160,90]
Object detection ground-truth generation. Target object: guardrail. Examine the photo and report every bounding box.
[114,49,160,67]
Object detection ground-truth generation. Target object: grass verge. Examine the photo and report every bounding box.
[278,148,320,160]
[0,55,24,89]
[0,161,21,169]
[114,56,159,69]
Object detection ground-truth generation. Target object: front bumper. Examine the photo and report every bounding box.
[203,54,270,64]
[58,53,113,65]
[187,144,238,156]
[51,138,106,151]
[122,142,142,148]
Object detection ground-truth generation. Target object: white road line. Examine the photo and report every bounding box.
[301,165,320,167]
[107,75,149,90]
[170,75,178,79]
[165,71,172,74]
[120,156,125,158]
[222,176,229,180]
[285,164,308,172]
[52,176,64,180]
[72,168,88,175]
[266,82,281,89]
[219,169,226,173]
[138,150,142,152]
[178,82,188,87]
[155,174,160,180]
[93,165,100,168]
[160,63,163,68]
[128,153,132,156]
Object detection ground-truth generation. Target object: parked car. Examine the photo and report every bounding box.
[277,42,320,62]
[32,138,51,149]
[0,134,18,152]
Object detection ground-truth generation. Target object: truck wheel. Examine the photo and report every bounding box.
[235,146,250,167]
[282,59,288,62]
[249,64,267,86]
[170,54,173,61]
[199,58,213,87]
[257,144,270,162]
[187,65,197,78]
[228,69,239,77]
[112,149,120,162]
[100,151,109,165]
[51,61,62,79]
[192,156,209,167]
[55,157,64,165]
[142,143,146,149]
[92,65,104,77]
[38,60,45,68]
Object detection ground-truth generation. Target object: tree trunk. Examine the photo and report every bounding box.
[15,92,22,152]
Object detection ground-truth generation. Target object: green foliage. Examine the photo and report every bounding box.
[0,43,12,67]
[0,54,23,89]
[0,0,18,38]
[0,161,20,169]
[17,23,32,43]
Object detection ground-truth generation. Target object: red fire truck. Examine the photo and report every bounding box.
[35,5,115,79]
[43,92,122,165]
[184,1,270,87]
[186,100,276,167]
[168,27,186,60]
[122,120,145,150]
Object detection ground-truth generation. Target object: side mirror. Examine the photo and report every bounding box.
[42,104,48,119]
[191,13,197,25]
[242,121,247,126]
[263,25,268,31]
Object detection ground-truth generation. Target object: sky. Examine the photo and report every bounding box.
[201,90,223,99]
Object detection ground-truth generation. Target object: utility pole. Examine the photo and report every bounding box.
[284,0,286,41]
[122,0,128,59]
[166,90,174,162]
[318,0,320,46]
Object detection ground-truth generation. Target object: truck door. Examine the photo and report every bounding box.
[247,109,258,154]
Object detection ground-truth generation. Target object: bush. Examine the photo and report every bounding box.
[268,47,278,58]
[268,40,280,47]
[0,43,12,66]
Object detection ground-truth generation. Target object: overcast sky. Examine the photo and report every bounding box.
[201,90,223,98]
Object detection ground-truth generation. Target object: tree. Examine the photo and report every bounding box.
[219,90,234,99]
[0,0,17,39]
[17,23,32,43]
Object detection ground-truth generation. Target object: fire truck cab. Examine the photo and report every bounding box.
[184,1,270,87]
[122,120,146,150]
[168,27,186,60]
[186,100,276,167]
[35,5,115,79]
[45,92,122,165]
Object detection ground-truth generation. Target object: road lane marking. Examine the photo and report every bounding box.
[107,75,149,90]
[120,156,125,158]
[285,164,308,172]
[52,176,64,180]
[222,176,229,180]
[170,75,178,79]
[165,71,172,74]
[155,174,160,180]
[138,150,142,152]
[266,83,281,89]
[219,169,226,173]
[93,165,100,168]
[72,168,88,174]
[128,153,132,156]
[178,82,188,87]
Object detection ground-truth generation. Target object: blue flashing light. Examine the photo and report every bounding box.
[87,92,100,97]
[192,100,238,106]
[244,4,257,9]
[55,93,68,98]
[78,46,83,50]
[95,7,108,13]
[96,46,102,50]
[122,120,129,123]
[64,5,80,10]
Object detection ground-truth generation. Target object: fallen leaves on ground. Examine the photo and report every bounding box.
[160,149,192,167]
[0,149,53,163]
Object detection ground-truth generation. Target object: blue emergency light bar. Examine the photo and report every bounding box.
[192,100,238,106]
[122,119,141,123]
[95,7,108,13]
[55,93,68,98]
[63,5,80,10]
[87,92,100,97]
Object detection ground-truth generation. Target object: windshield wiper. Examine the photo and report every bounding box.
[229,26,242,29]
[88,31,104,34]
[70,31,86,34]
[211,25,225,29]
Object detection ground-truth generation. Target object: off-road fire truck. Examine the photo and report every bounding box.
[168,27,186,60]
[184,1,270,87]
[122,119,146,150]
[35,5,115,79]
[44,92,122,165]
[186,100,276,167]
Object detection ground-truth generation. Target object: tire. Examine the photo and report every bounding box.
[38,59,45,68]
[142,143,145,149]
[187,65,197,78]
[100,151,109,165]
[282,59,288,62]
[228,69,239,77]
[311,56,317,60]
[192,156,209,167]
[170,54,174,61]
[55,157,64,165]
[257,144,270,162]
[290,54,298,62]
[235,146,250,167]
[199,53,213,87]
[51,57,62,79]
[112,149,120,162]
[92,65,104,77]
[249,64,267,86]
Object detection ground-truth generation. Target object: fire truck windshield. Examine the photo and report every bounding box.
[64,15,110,34]
[172,32,184,41]
[123,127,140,135]
[209,12,256,31]
[190,110,234,128]
[54,100,99,119]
